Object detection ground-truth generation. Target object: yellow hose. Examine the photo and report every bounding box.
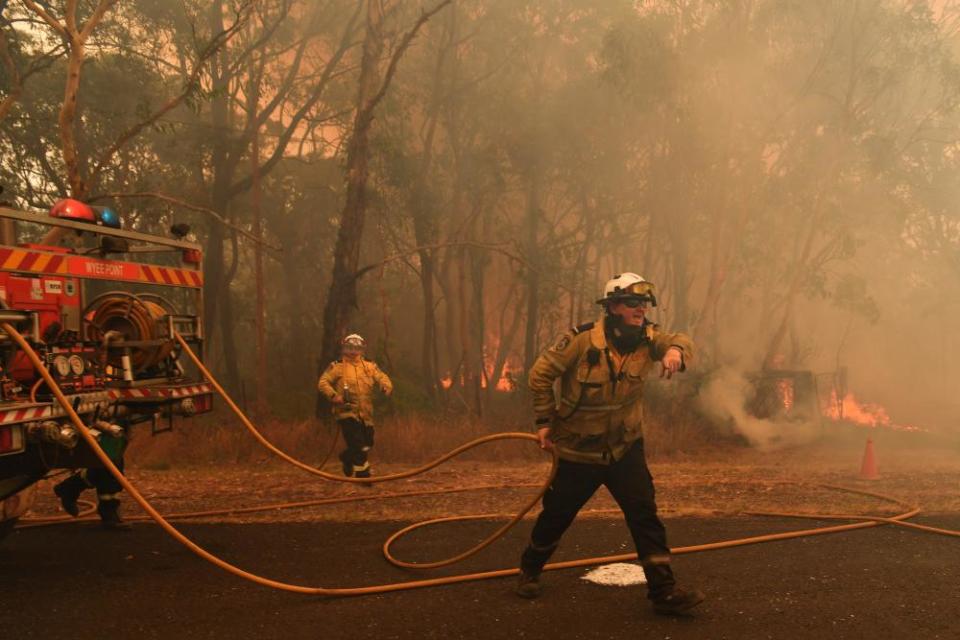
[171,332,559,569]
[5,322,556,595]
[29,377,42,403]
[7,322,959,598]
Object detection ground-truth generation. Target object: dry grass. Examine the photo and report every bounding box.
[131,410,545,468]
[130,394,725,469]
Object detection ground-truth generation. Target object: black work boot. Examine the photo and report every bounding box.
[516,540,556,599]
[515,570,542,599]
[651,587,706,616]
[53,474,86,517]
[338,451,353,478]
[354,467,374,487]
[97,499,132,531]
[643,557,704,615]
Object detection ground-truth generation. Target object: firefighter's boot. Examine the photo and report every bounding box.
[643,559,704,616]
[355,466,374,487]
[515,570,542,599]
[516,540,557,599]
[53,473,86,517]
[338,451,353,478]
[97,497,132,531]
[650,587,706,616]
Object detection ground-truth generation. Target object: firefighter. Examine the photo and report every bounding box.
[53,421,131,531]
[317,334,393,479]
[516,273,705,616]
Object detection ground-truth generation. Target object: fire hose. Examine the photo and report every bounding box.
[6,322,959,597]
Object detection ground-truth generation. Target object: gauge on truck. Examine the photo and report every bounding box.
[52,355,70,377]
[68,355,84,376]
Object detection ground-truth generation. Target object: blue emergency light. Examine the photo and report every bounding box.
[93,206,121,229]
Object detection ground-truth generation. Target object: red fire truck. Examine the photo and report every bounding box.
[0,203,213,536]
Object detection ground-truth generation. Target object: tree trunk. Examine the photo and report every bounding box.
[319,0,385,367]
[522,168,542,371]
[59,36,85,197]
[762,207,823,368]
[251,112,267,417]
[417,249,439,391]
[469,233,487,414]
[0,28,23,124]
[408,17,451,398]
[202,0,239,390]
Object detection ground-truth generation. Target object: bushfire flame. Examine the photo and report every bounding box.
[776,379,794,412]
[824,390,924,432]
[438,362,519,392]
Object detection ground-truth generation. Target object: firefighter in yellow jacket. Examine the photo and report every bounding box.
[317,334,393,478]
[516,273,705,616]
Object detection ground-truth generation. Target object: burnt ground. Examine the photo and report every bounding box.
[2,515,959,640]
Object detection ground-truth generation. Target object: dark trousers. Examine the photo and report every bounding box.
[85,459,125,497]
[338,418,374,476]
[54,458,126,521]
[520,439,676,599]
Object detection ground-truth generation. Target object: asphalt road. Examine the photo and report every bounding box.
[2,515,959,639]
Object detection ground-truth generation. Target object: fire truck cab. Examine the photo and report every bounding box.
[0,204,212,536]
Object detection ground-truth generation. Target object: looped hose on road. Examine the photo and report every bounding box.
[6,322,958,598]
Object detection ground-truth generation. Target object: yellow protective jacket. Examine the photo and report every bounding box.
[528,316,694,464]
[317,358,393,425]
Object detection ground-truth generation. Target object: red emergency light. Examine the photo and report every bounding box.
[49,199,95,223]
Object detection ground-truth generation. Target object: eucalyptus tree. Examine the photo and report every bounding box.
[317,0,452,370]
[597,0,960,371]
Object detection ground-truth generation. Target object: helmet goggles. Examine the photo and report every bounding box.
[600,281,658,307]
[341,334,366,355]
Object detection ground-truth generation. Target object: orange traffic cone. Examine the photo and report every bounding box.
[859,437,879,480]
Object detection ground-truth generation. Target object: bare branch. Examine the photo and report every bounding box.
[89,0,257,184]
[227,2,363,198]
[87,191,282,251]
[64,0,78,34]
[365,0,453,116]
[224,0,295,78]
[78,0,121,42]
[352,240,573,293]
[19,0,69,41]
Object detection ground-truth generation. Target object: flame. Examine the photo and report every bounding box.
[438,362,520,393]
[824,390,924,432]
[776,379,794,411]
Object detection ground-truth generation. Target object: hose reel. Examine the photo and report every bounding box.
[83,292,178,373]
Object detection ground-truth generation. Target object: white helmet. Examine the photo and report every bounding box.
[596,272,658,306]
[341,333,366,353]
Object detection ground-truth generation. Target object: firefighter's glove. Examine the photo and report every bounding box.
[660,347,683,379]
[536,426,553,450]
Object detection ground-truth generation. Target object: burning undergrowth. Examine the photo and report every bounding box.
[824,390,925,432]
[696,365,932,452]
[697,368,822,450]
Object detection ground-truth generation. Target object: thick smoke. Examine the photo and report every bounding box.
[697,368,821,450]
